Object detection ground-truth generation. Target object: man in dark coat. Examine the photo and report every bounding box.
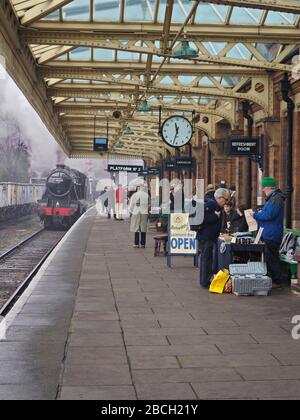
[190,188,231,288]
[253,177,286,288]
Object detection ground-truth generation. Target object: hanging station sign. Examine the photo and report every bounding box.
[147,167,161,176]
[163,158,195,171]
[137,167,161,177]
[228,136,260,156]
[175,157,196,168]
[94,137,109,152]
[138,169,149,177]
[164,160,176,170]
[107,164,143,173]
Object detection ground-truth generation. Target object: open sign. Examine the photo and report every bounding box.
[170,236,197,252]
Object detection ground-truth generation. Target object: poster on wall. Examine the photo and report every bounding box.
[168,213,198,268]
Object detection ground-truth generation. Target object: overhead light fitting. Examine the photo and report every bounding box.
[139,99,153,113]
[172,41,198,60]
[123,127,134,136]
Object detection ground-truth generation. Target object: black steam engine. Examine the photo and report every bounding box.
[38,165,90,229]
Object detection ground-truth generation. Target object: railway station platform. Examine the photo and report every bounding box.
[0,209,300,400]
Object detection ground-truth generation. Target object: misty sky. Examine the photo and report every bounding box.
[0,69,142,178]
[0,72,63,175]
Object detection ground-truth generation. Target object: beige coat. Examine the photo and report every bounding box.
[129,190,150,233]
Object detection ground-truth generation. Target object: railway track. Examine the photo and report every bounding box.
[0,229,65,316]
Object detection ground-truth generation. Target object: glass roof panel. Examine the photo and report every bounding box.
[264,11,296,25]
[198,77,215,87]
[73,79,90,84]
[256,44,281,62]
[172,0,194,21]
[199,97,212,105]
[94,0,121,21]
[159,76,174,84]
[221,77,240,87]
[42,10,59,20]
[62,0,90,21]
[94,48,114,61]
[56,53,68,61]
[203,42,227,55]
[141,54,164,62]
[157,1,167,22]
[230,7,263,24]
[70,47,91,61]
[195,4,228,24]
[226,44,252,60]
[125,0,155,21]
[177,76,196,85]
[118,51,140,61]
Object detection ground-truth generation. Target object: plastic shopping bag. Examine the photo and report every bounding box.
[209,269,230,294]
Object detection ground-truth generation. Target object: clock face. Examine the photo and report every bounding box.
[161,116,193,148]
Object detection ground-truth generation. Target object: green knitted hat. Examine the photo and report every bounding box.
[262,177,276,188]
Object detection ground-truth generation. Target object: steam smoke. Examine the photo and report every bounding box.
[0,73,63,176]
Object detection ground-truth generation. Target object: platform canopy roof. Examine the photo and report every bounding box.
[6,0,300,160]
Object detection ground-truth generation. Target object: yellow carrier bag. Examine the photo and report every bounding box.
[209,269,230,294]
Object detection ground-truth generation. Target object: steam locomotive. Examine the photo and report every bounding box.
[38,165,90,229]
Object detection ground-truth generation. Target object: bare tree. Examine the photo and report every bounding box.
[0,113,31,182]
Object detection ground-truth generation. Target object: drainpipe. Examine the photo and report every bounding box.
[188,143,193,180]
[175,148,181,180]
[242,101,254,209]
[281,73,295,229]
[207,143,212,185]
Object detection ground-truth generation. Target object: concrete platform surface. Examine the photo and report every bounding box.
[0,209,300,400]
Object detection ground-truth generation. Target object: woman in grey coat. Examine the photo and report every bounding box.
[129,185,150,248]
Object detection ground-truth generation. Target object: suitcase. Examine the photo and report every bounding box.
[229,262,272,296]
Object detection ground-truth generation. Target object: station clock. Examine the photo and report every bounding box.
[161,115,193,148]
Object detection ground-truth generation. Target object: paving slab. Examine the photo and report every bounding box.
[135,383,196,400]
[59,386,136,400]
[192,380,300,400]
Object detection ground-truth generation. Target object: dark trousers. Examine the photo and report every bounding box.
[199,240,217,288]
[135,232,146,246]
[264,240,282,285]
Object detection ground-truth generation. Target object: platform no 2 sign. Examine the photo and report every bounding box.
[167,213,198,268]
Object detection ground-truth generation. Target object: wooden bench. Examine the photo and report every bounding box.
[154,234,168,257]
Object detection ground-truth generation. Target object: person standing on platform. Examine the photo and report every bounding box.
[169,186,175,213]
[98,186,108,214]
[107,187,116,219]
[170,184,184,213]
[115,184,124,221]
[190,188,230,289]
[129,185,150,249]
[253,178,286,289]
[204,184,215,201]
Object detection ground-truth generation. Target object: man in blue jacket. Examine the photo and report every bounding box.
[253,177,286,288]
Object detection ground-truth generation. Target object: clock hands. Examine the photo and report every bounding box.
[173,123,179,143]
